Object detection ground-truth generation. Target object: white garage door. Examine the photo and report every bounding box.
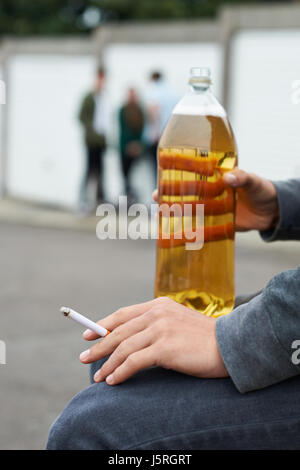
[5,44,222,207]
[6,54,96,208]
[229,29,300,180]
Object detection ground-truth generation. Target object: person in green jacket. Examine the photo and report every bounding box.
[79,67,109,211]
[119,88,145,203]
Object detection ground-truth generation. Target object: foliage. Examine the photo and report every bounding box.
[0,0,281,36]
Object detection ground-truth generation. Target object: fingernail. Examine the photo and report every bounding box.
[224,173,238,185]
[83,329,92,337]
[106,374,114,385]
[94,370,102,382]
[79,349,90,361]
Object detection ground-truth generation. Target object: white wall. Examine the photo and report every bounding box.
[229,29,300,180]
[5,43,222,207]
[5,34,300,206]
[104,42,223,107]
[103,42,223,203]
[6,54,96,208]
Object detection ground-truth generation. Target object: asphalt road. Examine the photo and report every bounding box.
[0,221,298,449]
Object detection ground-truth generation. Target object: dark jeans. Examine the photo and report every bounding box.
[46,293,300,450]
[149,141,159,185]
[47,361,300,450]
[121,153,137,196]
[80,146,104,204]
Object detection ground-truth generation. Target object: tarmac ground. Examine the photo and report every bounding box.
[0,199,299,449]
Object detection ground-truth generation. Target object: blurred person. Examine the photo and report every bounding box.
[119,88,145,203]
[78,67,109,213]
[48,171,300,450]
[144,71,178,182]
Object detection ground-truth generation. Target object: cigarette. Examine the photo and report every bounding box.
[60,306,110,337]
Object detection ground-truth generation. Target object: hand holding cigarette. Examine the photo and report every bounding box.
[78,297,228,386]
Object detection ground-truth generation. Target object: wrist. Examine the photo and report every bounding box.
[210,319,229,378]
[268,182,280,229]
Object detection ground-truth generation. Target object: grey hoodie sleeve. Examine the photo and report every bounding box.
[260,179,300,242]
[216,268,300,393]
[216,179,300,393]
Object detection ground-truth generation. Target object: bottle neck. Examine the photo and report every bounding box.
[188,68,211,93]
[188,83,211,95]
[188,82,211,94]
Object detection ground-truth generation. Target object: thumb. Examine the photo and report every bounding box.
[152,189,158,202]
[223,169,255,189]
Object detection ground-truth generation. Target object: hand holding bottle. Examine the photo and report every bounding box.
[153,169,279,233]
[223,169,279,232]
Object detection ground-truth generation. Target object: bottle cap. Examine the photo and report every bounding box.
[189,67,212,86]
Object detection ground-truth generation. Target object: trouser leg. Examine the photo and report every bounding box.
[80,146,104,205]
[149,142,158,186]
[79,146,93,205]
[121,154,133,195]
[94,148,104,203]
[47,360,300,450]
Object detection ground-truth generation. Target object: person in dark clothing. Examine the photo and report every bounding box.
[79,67,109,211]
[119,88,144,202]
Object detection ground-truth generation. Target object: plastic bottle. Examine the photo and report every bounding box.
[154,67,238,317]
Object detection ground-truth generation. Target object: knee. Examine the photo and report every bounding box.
[47,371,147,450]
[47,412,73,450]
[47,383,109,450]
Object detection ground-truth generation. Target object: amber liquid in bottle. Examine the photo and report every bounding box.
[155,113,238,317]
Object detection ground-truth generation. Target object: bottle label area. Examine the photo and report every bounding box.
[155,146,237,317]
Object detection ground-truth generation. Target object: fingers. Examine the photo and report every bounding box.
[223,169,258,189]
[83,299,157,341]
[152,189,158,202]
[79,297,174,385]
[98,345,157,385]
[80,310,155,362]
[93,328,155,383]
